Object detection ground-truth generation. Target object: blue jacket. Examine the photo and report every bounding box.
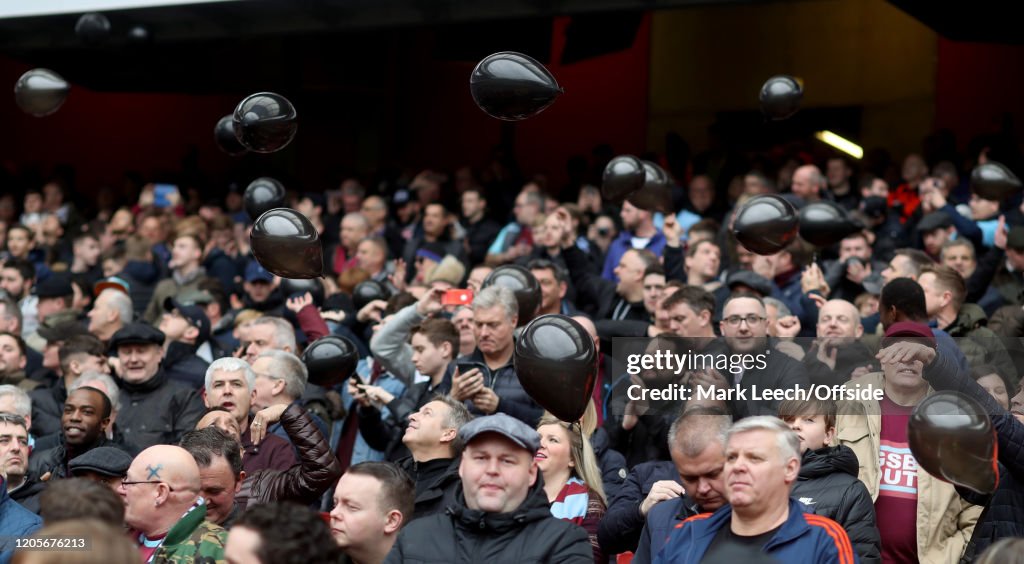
[633,495,702,564]
[654,498,858,564]
[601,230,666,281]
[0,477,43,564]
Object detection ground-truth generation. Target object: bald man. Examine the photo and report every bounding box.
[803,300,874,387]
[791,165,826,203]
[120,445,227,562]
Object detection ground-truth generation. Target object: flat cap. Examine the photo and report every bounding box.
[458,413,540,455]
[109,322,165,350]
[726,270,773,297]
[37,311,89,342]
[68,446,133,478]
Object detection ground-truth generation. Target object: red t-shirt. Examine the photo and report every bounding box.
[876,395,919,564]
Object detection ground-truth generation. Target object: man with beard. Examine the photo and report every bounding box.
[202,357,295,473]
[602,200,665,282]
[0,258,37,337]
[110,323,205,450]
[0,333,33,393]
[692,294,809,419]
[29,386,122,480]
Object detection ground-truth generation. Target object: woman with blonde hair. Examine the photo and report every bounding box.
[536,408,607,563]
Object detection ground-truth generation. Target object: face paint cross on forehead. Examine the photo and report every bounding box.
[146,464,163,480]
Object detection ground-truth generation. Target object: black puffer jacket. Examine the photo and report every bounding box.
[791,445,881,564]
[397,456,461,521]
[385,478,592,563]
[117,369,205,451]
[236,403,342,508]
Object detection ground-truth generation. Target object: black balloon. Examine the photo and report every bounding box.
[733,195,799,255]
[214,115,248,157]
[243,177,286,221]
[627,161,673,213]
[908,391,999,495]
[759,75,803,120]
[250,208,324,279]
[232,92,298,153]
[280,277,324,307]
[75,13,111,44]
[482,264,541,326]
[970,161,1022,202]
[602,155,645,204]
[13,69,70,118]
[470,51,563,121]
[352,280,391,312]
[798,201,862,248]
[302,335,358,388]
[514,314,597,422]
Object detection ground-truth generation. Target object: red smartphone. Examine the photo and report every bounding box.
[442,289,474,306]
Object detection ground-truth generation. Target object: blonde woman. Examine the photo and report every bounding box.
[536,413,607,563]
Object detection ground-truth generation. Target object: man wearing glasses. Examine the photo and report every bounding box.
[120,444,226,563]
[691,294,809,419]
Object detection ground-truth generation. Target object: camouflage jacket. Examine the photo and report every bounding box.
[151,500,227,564]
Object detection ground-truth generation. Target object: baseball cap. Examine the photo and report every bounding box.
[458,413,540,455]
[881,321,937,349]
[94,276,131,297]
[245,260,275,283]
[163,297,211,344]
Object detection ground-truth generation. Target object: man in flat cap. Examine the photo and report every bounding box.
[385,413,592,563]
[109,322,205,450]
[69,445,133,491]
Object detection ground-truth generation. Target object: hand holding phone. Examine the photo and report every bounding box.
[153,184,180,208]
[442,289,474,306]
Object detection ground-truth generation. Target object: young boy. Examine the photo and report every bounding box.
[779,397,882,564]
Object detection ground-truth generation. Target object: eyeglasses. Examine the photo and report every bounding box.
[723,315,765,327]
[121,478,175,492]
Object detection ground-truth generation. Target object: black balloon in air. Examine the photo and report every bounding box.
[243,177,286,221]
[302,335,359,387]
[798,201,863,248]
[470,51,563,121]
[352,280,391,312]
[732,195,799,256]
[970,161,1023,202]
[232,92,298,153]
[482,264,541,326]
[75,13,111,44]
[759,75,803,120]
[280,277,325,307]
[908,391,999,495]
[601,155,646,204]
[627,160,673,213]
[13,69,70,117]
[249,208,323,279]
[514,314,598,422]
[214,115,248,157]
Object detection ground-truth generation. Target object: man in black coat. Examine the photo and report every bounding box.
[28,386,126,481]
[394,396,471,521]
[158,297,211,388]
[385,414,592,563]
[108,323,205,450]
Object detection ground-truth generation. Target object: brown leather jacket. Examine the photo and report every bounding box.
[236,403,341,508]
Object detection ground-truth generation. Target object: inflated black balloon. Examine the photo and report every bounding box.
[13,69,69,118]
[214,115,247,157]
[302,335,358,387]
[602,155,646,204]
[970,161,1023,202]
[470,51,563,121]
[514,314,597,422]
[733,195,799,256]
[75,13,111,44]
[352,280,391,312]
[799,201,862,248]
[909,391,998,495]
[280,277,324,307]
[759,75,803,121]
[627,161,673,213]
[243,177,286,221]
[482,264,541,326]
[232,92,298,153]
[250,208,323,279]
